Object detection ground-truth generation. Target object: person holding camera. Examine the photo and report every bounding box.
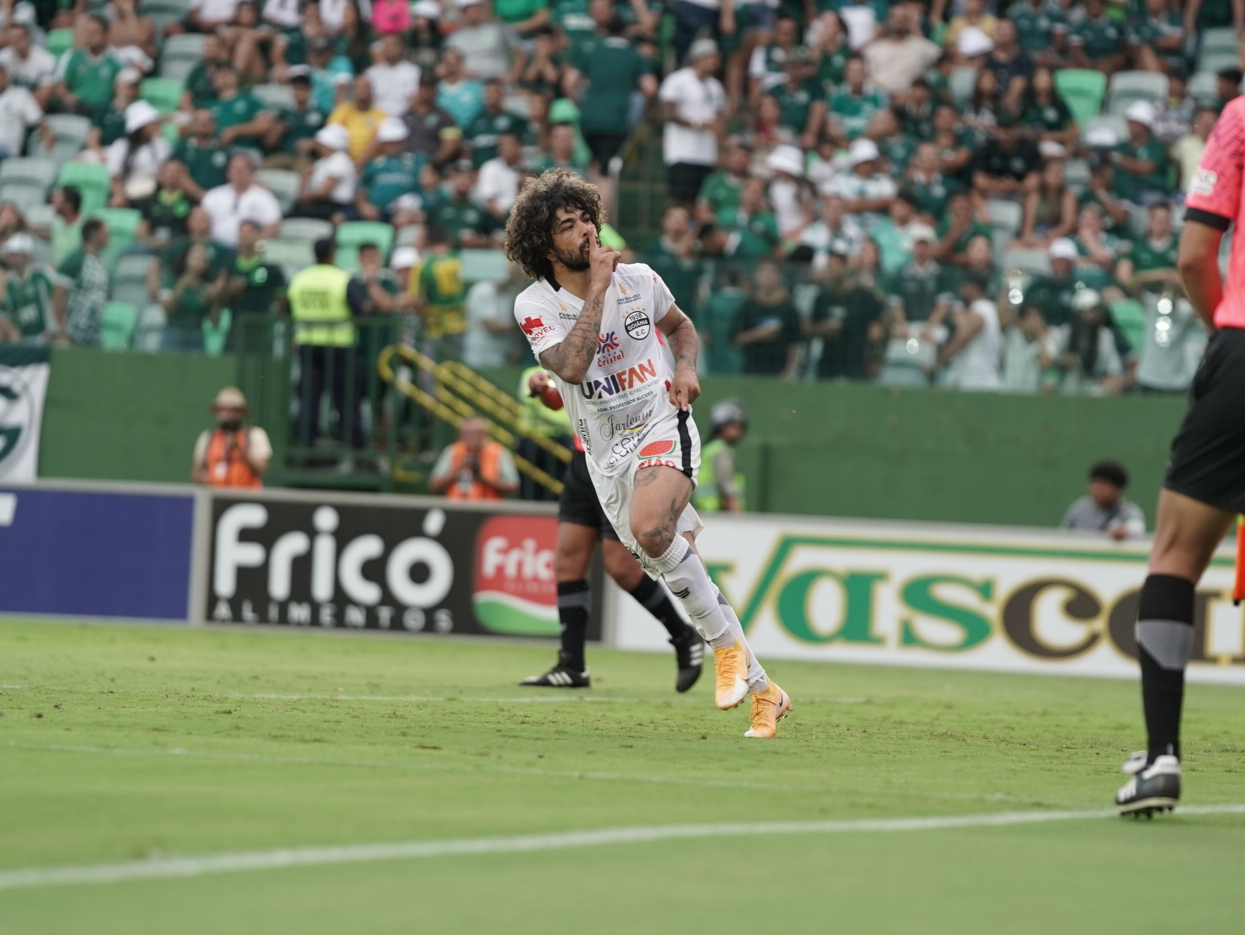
[429,416,519,501]
[192,387,272,488]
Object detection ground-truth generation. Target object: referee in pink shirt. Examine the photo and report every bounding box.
[1115,98,1245,817]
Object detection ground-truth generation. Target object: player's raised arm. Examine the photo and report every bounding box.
[658,303,700,411]
[538,235,620,384]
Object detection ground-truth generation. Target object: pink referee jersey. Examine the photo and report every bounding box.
[1186,98,1245,329]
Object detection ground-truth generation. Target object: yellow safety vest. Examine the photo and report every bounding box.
[693,438,746,512]
[288,264,355,347]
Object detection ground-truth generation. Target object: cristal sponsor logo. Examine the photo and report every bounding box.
[596,330,624,367]
[0,366,36,474]
[211,504,454,632]
[579,358,658,400]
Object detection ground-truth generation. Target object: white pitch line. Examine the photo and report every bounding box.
[2,804,1243,893]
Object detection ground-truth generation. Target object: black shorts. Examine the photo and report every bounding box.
[666,162,713,203]
[584,133,628,169]
[558,450,619,540]
[1164,327,1245,513]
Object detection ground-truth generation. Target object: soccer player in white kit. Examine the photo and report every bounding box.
[505,169,791,737]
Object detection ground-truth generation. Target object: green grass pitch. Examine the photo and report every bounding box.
[1,618,1244,934]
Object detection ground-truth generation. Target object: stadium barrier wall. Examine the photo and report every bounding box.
[605,512,1245,686]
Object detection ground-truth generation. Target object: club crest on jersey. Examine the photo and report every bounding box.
[624,308,650,340]
[596,331,624,367]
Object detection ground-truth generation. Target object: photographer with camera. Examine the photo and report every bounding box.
[192,387,272,488]
[429,416,519,501]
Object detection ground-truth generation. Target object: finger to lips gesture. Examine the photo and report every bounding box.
[588,231,621,285]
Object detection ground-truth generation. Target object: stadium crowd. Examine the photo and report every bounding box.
[0,0,1234,395]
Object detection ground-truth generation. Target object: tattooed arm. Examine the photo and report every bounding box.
[658,303,701,411]
[537,239,620,384]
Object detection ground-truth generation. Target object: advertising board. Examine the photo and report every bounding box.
[610,513,1245,684]
[205,492,599,639]
[0,484,194,620]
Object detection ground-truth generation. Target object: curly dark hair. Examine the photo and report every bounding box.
[504,169,605,282]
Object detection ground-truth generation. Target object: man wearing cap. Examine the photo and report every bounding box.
[201,153,283,246]
[193,387,272,488]
[57,219,110,348]
[862,5,940,100]
[355,118,423,222]
[693,399,747,513]
[446,0,512,82]
[1111,101,1171,207]
[970,111,1042,200]
[366,33,421,119]
[0,234,67,346]
[0,62,50,160]
[329,75,387,165]
[53,14,121,118]
[824,138,898,228]
[1024,237,1085,328]
[767,47,824,151]
[262,72,327,172]
[296,123,357,220]
[659,38,726,205]
[402,71,461,164]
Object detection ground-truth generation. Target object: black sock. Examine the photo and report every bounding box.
[628,574,691,639]
[1137,573,1195,763]
[557,580,590,670]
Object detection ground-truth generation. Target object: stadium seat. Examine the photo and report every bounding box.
[159,32,204,83]
[877,337,937,387]
[1063,158,1090,191]
[1109,298,1146,354]
[0,180,49,211]
[1106,71,1169,117]
[112,254,155,307]
[133,302,167,352]
[1082,114,1128,146]
[45,27,74,57]
[336,221,394,258]
[31,114,93,169]
[24,203,55,231]
[1003,247,1051,277]
[256,168,300,214]
[1054,69,1108,126]
[30,234,52,265]
[92,208,143,270]
[1189,71,1220,107]
[140,77,184,115]
[502,92,533,119]
[262,237,315,270]
[1198,49,1240,75]
[100,301,138,350]
[57,162,112,216]
[252,83,295,111]
[984,200,1023,237]
[1201,27,1239,57]
[395,224,422,248]
[202,307,232,356]
[279,217,334,242]
[949,66,978,108]
[461,248,509,283]
[0,158,58,193]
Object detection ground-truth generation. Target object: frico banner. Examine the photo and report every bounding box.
[206,493,602,639]
[0,346,50,482]
[611,513,1245,685]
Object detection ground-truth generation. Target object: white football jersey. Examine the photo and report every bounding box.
[514,262,682,478]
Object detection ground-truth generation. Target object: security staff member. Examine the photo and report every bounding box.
[693,399,747,513]
[288,238,370,451]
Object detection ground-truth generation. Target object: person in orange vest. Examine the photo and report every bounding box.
[428,416,518,500]
[191,387,272,488]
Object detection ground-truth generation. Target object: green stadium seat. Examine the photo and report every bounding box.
[1201,27,1239,57]
[100,301,138,350]
[257,168,300,214]
[1109,298,1146,355]
[45,27,74,57]
[133,302,167,352]
[949,66,978,108]
[252,83,294,111]
[57,162,112,215]
[1082,113,1128,146]
[1199,49,1240,75]
[279,217,334,242]
[336,221,394,259]
[92,208,142,271]
[112,254,155,307]
[140,77,184,115]
[202,307,232,356]
[1053,69,1107,126]
[1189,71,1220,107]
[262,238,315,270]
[460,248,509,283]
[1106,71,1169,117]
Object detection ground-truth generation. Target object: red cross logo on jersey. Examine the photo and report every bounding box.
[520,317,546,336]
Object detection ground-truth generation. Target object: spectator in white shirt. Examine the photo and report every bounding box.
[862,5,941,101]
[366,33,421,118]
[0,62,50,159]
[183,0,243,33]
[934,272,1002,390]
[0,25,56,108]
[462,264,523,368]
[475,131,523,221]
[107,100,171,204]
[297,122,357,221]
[201,152,282,246]
[658,37,727,204]
[446,0,513,81]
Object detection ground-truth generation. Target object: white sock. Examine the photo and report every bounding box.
[651,536,730,645]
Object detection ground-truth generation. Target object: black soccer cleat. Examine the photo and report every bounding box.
[671,626,704,693]
[519,653,590,688]
[1116,753,1181,818]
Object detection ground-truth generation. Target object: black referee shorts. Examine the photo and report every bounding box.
[1165,327,1245,513]
[558,450,620,540]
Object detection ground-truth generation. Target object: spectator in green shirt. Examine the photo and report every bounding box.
[425,160,498,248]
[160,240,222,353]
[1065,0,1125,74]
[695,139,750,226]
[769,47,824,150]
[464,79,531,168]
[224,220,287,351]
[179,33,230,112]
[261,72,327,172]
[356,118,425,222]
[1116,202,1180,298]
[0,234,66,346]
[210,66,274,150]
[1111,101,1171,206]
[133,160,197,251]
[174,109,232,201]
[494,0,551,39]
[58,218,111,347]
[54,14,122,118]
[87,66,141,151]
[826,56,888,145]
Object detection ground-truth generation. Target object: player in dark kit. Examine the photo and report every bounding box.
[519,369,704,692]
[1115,97,1245,817]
